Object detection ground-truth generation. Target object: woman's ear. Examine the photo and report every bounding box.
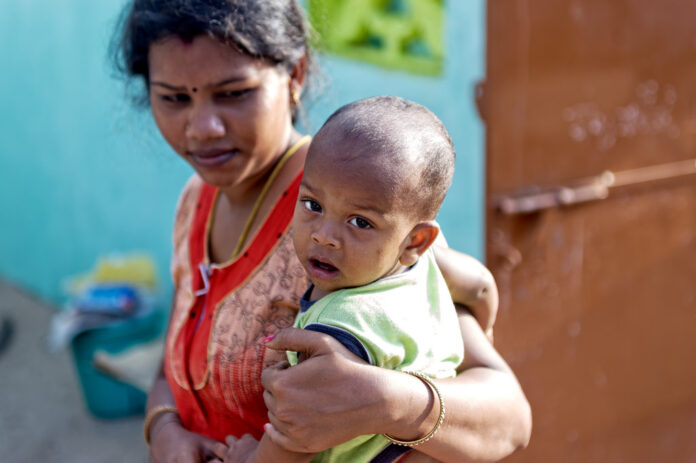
[289,55,307,101]
[398,221,440,267]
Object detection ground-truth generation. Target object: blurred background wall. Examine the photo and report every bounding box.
[0,0,485,306]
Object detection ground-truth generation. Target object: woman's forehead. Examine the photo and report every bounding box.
[148,35,272,82]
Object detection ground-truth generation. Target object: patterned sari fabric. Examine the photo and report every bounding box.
[165,174,309,442]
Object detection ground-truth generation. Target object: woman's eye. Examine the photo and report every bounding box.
[217,89,252,100]
[349,217,372,229]
[161,93,190,104]
[302,199,322,213]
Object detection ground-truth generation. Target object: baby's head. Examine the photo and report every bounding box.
[292,96,455,297]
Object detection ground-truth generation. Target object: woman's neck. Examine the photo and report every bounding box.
[219,129,302,206]
[208,130,308,264]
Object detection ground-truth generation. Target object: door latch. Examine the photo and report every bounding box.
[495,159,696,215]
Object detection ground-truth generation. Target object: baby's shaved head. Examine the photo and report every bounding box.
[309,96,455,220]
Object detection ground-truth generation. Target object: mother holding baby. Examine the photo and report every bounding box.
[114,0,531,462]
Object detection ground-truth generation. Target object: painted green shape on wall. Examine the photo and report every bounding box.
[309,0,444,75]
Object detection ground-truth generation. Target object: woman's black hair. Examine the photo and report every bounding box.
[112,0,315,111]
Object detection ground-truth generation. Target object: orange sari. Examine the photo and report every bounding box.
[164,173,308,442]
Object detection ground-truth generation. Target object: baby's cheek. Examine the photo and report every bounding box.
[374,244,394,265]
[291,230,307,259]
[356,246,387,278]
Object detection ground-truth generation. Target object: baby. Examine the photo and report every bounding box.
[226,96,464,463]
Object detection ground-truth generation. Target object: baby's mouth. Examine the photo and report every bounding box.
[310,259,338,273]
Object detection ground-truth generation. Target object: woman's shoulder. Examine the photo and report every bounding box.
[172,174,205,251]
[176,174,205,212]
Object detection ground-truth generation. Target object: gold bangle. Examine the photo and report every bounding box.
[383,371,445,447]
[143,405,179,446]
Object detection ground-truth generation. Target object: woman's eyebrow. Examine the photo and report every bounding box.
[150,76,246,92]
[213,76,247,87]
[150,81,186,91]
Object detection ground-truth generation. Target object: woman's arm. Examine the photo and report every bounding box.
[145,297,227,462]
[261,319,531,462]
[146,363,228,463]
[433,245,498,339]
[385,305,531,461]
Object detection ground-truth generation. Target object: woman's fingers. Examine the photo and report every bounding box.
[262,389,276,411]
[263,422,307,453]
[259,329,380,453]
[265,411,313,453]
[263,327,343,357]
[265,409,292,440]
[262,328,364,397]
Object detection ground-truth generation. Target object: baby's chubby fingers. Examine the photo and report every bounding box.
[223,434,260,463]
[226,433,258,447]
[202,436,228,460]
[225,435,238,447]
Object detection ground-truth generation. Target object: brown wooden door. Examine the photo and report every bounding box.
[482,1,696,461]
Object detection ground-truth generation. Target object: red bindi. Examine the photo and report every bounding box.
[192,87,198,93]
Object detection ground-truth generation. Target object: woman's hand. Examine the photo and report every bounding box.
[262,317,531,463]
[147,361,227,463]
[149,417,227,463]
[261,328,384,453]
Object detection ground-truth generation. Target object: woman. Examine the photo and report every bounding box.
[114,1,531,462]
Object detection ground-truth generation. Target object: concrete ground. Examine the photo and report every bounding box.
[0,280,148,462]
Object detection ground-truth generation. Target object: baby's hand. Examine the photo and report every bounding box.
[223,434,259,463]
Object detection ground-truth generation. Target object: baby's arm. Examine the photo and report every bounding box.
[433,244,498,339]
[224,431,315,463]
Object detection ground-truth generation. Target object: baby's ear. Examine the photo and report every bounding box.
[399,221,440,267]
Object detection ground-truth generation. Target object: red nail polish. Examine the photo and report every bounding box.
[263,334,275,343]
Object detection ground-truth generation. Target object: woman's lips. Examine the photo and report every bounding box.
[308,258,339,280]
[187,149,238,167]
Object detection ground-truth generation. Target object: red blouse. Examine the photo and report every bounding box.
[164,173,308,442]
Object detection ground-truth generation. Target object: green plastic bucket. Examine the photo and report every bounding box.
[70,309,164,419]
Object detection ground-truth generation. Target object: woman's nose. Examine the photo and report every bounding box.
[311,222,341,248]
[186,105,225,141]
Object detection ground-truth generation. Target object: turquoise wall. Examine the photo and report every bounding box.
[0,0,485,305]
[304,0,486,258]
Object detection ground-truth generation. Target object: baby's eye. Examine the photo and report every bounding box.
[349,217,372,229]
[302,199,322,213]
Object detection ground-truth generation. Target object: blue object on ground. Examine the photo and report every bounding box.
[70,308,164,419]
[74,284,139,315]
